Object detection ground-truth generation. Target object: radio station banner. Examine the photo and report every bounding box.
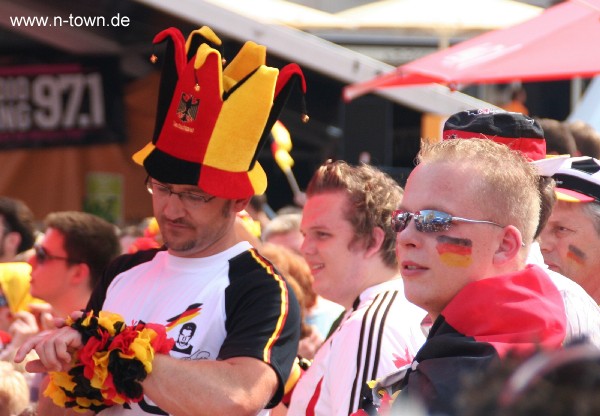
[0,60,124,149]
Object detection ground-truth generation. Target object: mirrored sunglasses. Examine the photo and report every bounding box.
[391,209,505,233]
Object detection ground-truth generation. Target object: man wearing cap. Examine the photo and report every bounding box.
[16,27,302,416]
[442,109,600,346]
[541,156,600,304]
[353,114,596,416]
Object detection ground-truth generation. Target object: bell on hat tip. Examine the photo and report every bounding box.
[301,114,310,123]
[150,54,158,64]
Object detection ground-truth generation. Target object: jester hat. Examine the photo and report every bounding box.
[133,27,307,199]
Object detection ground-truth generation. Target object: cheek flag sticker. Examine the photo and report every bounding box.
[566,244,586,265]
[436,235,473,267]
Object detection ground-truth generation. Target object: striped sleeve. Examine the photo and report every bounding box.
[220,249,301,408]
[348,290,400,414]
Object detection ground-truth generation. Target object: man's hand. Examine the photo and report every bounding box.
[13,312,85,373]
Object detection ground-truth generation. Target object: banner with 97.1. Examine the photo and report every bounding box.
[0,61,124,149]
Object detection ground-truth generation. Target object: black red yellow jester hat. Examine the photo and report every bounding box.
[133,26,307,199]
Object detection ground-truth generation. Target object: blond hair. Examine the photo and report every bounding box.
[418,139,540,244]
[0,361,29,416]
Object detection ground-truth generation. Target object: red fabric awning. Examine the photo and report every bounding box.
[344,0,600,101]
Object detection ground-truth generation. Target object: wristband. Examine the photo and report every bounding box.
[44,310,174,412]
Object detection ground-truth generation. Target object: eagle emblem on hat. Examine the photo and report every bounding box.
[176,93,199,123]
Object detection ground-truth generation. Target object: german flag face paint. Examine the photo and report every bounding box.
[539,200,600,295]
[436,235,473,268]
[566,244,586,265]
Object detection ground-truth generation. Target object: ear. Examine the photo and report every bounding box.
[70,262,91,286]
[233,197,252,213]
[492,225,523,265]
[364,226,386,259]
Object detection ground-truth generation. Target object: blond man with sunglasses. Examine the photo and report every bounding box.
[368,139,569,416]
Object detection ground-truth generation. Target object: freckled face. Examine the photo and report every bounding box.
[540,201,600,300]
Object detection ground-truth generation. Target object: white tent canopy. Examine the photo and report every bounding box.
[336,0,543,48]
[202,0,349,28]
[336,0,542,31]
[134,0,496,115]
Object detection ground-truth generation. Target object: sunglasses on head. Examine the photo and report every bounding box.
[391,209,505,233]
[34,245,79,265]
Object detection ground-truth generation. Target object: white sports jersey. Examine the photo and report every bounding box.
[288,278,427,416]
[88,242,299,416]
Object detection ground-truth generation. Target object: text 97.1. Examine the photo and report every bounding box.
[0,72,105,132]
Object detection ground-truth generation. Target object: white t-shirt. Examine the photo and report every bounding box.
[288,278,427,416]
[92,242,299,415]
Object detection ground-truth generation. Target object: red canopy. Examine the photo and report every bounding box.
[344,0,600,101]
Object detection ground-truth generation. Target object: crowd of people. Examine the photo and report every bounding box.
[2,26,600,416]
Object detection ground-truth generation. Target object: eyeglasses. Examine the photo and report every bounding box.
[391,209,505,233]
[145,178,216,207]
[34,245,79,264]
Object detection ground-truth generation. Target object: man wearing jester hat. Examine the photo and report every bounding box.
[16,27,304,416]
